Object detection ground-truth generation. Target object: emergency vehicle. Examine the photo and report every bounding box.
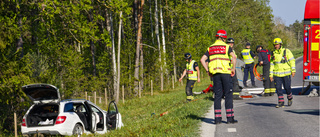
[302,0,320,94]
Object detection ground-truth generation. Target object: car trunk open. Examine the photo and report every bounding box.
[26,103,59,127]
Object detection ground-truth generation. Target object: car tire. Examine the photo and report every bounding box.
[73,124,84,137]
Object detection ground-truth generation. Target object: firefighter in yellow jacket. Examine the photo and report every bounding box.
[270,38,296,108]
[200,30,238,124]
[179,53,200,101]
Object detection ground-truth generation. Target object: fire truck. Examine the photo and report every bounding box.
[301,0,320,94]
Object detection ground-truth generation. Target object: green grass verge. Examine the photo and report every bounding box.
[86,76,213,137]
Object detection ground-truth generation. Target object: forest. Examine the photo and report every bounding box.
[0,0,303,134]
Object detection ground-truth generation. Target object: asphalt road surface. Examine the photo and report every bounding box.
[200,56,320,137]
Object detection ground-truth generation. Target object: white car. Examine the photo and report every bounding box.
[21,84,123,136]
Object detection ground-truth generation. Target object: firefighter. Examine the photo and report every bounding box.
[227,38,242,100]
[270,38,296,108]
[179,53,200,101]
[200,30,238,124]
[241,42,256,87]
[256,45,276,96]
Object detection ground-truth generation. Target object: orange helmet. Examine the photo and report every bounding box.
[216,30,227,39]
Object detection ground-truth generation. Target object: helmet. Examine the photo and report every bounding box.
[227,38,235,43]
[184,53,192,59]
[216,30,227,39]
[273,38,283,45]
[256,45,263,51]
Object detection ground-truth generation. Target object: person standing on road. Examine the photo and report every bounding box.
[241,43,256,88]
[270,38,296,108]
[179,53,200,101]
[200,30,238,124]
[256,45,276,96]
[227,38,242,100]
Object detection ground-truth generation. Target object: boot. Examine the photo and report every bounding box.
[288,99,293,106]
[227,118,238,124]
[270,93,275,96]
[276,102,284,108]
[263,93,271,97]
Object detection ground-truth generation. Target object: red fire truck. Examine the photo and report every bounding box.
[301,0,320,94]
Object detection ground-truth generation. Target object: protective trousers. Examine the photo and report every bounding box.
[243,63,255,86]
[213,74,234,122]
[262,63,276,94]
[274,76,293,103]
[186,80,195,101]
[232,71,241,96]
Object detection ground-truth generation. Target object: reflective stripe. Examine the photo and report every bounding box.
[210,57,230,62]
[215,110,222,113]
[288,57,295,61]
[270,63,274,65]
[291,67,296,70]
[215,114,222,117]
[226,114,234,117]
[273,71,292,75]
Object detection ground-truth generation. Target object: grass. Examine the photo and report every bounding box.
[84,76,213,137]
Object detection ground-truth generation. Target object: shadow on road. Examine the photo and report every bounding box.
[186,114,216,124]
[274,86,319,95]
[284,109,320,116]
[246,102,276,107]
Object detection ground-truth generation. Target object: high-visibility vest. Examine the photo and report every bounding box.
[241,49,254,64]
[208,40,232,75]
[270,47,296,77]
[186,60,198,80]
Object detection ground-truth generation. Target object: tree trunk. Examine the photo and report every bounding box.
[90,41,96,76]
[149,0,154,44]
[154,0,163,91]
[115,11,123,103]
[171,17,177,82]
[134,0,145,96]
[106,3,117,99]
[160,0,166,70]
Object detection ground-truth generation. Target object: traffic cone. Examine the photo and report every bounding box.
[202,84,213,93]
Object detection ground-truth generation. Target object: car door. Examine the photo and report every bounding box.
[106,101,120,130]
[84,101,97,132]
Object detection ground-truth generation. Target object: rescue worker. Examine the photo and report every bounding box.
[179,53,200,101]
[270,38,296,108]
[200,30,238,124]
[227,38,242,100]
[241,42,256,87]
[256,45,276,96]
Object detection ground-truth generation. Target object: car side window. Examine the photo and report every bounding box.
[64,103,74,112]
[90,105,101,113]
[75,104,86,113]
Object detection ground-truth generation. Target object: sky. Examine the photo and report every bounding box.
[269,0,307,26]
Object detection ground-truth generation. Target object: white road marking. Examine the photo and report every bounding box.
[228,128,237,132]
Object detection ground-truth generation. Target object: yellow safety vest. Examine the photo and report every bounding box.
[186,60,198,80]
[270,47,296,77]
[241,49,254,64]
[208,40,232,75]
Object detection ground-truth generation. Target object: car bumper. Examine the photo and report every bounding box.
[21,124,73,136]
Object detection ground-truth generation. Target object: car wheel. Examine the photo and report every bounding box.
[73,124,84,137]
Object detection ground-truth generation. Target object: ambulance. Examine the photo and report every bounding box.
[302,0,320,93]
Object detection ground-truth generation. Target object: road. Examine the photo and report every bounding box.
[200,56,320,137]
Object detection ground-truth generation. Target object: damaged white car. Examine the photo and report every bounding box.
[21,84,123,136]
